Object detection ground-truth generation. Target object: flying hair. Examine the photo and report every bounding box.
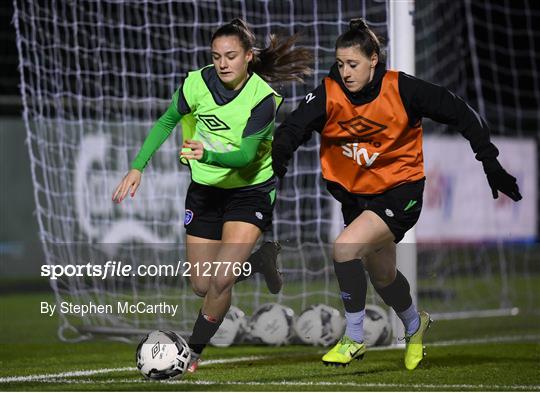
[211,18,313,83]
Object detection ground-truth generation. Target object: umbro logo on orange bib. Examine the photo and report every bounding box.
[338,115,387,138]
[198,114,230,131]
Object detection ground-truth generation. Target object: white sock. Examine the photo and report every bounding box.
[344,310,365,343]
[397,303,420,335]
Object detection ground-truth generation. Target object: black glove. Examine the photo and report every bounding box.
[482,158,522,201]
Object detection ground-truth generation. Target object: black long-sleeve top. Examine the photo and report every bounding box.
[272,63,500,181]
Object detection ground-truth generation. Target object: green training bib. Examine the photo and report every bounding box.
[180,66,282,188]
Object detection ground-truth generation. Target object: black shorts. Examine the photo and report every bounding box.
[326,179,425,243]
[184,181,275,240]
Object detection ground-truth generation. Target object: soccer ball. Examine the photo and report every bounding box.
[210,305,248,347]
[363,304,392,347]
[294,304,345,347]
[136,330,191,380]
[248,303,295,345]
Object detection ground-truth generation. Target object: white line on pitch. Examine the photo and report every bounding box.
[4,378,539,391]
[428,334,540,346]
[0,356,264,383]
[369,333,540,351]
[0,368,135,383]
[1,334,538,384]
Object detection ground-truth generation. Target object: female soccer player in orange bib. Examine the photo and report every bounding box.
[272,18,521,370]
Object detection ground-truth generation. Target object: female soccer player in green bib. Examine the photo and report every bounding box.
[112,19,312,371]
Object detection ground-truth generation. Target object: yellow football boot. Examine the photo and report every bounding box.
[404,311,432,370]
[322,335,366,367]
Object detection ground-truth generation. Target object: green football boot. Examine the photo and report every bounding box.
[322,336,366,367]
[404,311,433,370]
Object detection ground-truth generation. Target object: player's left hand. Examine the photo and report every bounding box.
[482,158,522,201]
[180,139,204,161]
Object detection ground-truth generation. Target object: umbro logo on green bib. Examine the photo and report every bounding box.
[198,114,230,131]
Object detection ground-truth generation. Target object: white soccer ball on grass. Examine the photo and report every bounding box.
[363,304,392,347]
[294,304,345,346]
[136,330,191,380]
[248,303,295,345]
[210,305,248,347]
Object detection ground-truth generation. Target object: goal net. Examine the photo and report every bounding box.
[414,0,538,320]
[13,0,537,341]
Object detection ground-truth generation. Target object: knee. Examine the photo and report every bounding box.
[209,276,235,297]
[333,237,370,262]
[369,268,397,289]
[190,282,208,298]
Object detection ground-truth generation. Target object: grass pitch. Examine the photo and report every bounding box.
[0,292,539,391]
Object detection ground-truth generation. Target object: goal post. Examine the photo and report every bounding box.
[388,0,417,344]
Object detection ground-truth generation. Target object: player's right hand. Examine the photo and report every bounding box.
[112,169,142,203]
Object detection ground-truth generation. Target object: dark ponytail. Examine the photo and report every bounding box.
[349,18,370,32]
[211,18,313,83]
[335,18,385,61]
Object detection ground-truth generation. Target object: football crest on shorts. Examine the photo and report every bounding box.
[184,209,194,225]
